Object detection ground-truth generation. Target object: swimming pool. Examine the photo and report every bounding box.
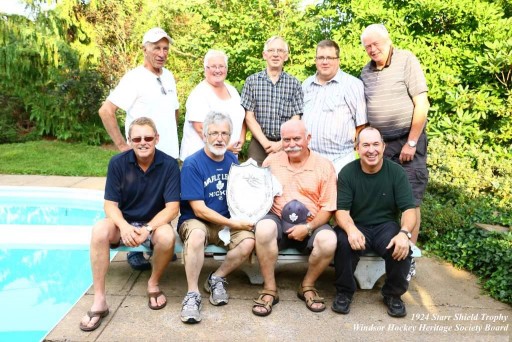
[0,186,107,342]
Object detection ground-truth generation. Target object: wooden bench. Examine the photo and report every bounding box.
[115,241,422,290]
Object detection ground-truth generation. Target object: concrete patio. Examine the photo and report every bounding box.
[1,174,510,342]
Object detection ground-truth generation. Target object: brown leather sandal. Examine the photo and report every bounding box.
[252,289,279,317]
[297,284,326,312]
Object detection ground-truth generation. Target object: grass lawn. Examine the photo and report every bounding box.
[0,140,118,176]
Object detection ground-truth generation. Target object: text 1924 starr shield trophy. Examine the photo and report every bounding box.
[227,163,273,223]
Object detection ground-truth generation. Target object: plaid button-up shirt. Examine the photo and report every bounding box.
[241,70,304,140]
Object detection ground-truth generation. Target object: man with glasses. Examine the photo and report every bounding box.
[98,27,180,271]
[80,117,180,332]
[360,24,430,281]
[178,112,255,324]
[302,40,367,176]
[241,36,304,165]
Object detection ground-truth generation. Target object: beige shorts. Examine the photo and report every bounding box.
[179,219,254,251]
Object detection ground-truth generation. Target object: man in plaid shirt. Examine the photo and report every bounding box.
[241,36,304,165]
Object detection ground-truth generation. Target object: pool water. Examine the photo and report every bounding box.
[0,249,92,341]
[0,186,108,342]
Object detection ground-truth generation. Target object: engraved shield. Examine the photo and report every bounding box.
[227,163,273,222]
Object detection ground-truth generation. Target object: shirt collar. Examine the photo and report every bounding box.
[312,68,343,85]
[370,46,394,70]
[277,149,316,171]
[128,149,163,169]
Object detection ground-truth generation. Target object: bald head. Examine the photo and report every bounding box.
[281,119,307,136]
[280,119,310,161]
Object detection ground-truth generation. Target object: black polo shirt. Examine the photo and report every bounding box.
[104,149,180,222]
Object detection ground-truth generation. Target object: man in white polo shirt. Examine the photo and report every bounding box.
[98,27,180,271]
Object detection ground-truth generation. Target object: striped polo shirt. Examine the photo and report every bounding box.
[360,48,428,140]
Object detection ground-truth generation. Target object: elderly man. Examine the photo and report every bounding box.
[360,24,430,279]
[178,112,255,324]
[332,127,416,318]
[252,120,337,316]
[79,117,180,331]
[241,36,304,165]
[180,49,246,161]
[303,39,367,175]
[98,27,180,271]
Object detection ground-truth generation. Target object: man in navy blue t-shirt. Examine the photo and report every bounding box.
[178,112,255,324]
[80,117,180,332]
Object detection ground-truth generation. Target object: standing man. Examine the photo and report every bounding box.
[332,127,416,318]
[252,120,337,316]
[178,112,255,324]
[79,117,180,331]
[302,40,367,175]
[360,24,429,279]
[241,36,304,165]
[98,27,180,271]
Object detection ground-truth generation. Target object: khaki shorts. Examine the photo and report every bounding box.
[179,218,254,251]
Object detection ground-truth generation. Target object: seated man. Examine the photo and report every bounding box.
[332,127,416,317]
[178,112,255,324]
[79,117,180,331]
[252,120,337,316]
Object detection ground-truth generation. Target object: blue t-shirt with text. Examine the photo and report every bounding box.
[178,149,238,228]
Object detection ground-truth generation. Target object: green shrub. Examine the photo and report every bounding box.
[424,227,512,304]
[421,136,512,303]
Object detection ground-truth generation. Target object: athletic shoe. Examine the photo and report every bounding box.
[181,292,202,324]
[204,272,229,306]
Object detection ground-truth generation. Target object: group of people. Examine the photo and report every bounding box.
[79,23,429,331]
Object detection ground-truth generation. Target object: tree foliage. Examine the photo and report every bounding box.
[0,0,510,151]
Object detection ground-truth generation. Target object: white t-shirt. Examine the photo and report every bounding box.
[180,80,245,161]
[107,66,180,158]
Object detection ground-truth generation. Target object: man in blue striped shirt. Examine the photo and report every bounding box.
[302,40,367,176]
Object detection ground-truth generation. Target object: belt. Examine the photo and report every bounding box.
[266,136,280,142]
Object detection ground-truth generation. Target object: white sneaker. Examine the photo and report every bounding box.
[181,291,202,324]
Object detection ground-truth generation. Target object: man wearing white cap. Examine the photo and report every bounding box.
[98,27,180,271]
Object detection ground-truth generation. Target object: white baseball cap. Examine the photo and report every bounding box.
[142,27,172,45]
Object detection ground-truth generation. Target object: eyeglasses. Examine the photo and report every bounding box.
[206,65,227,71]
[266,48,287,54]
[315,56,339,62]
[130,136,155,143]
[364,41,383,51]
[156,77,167,95]
[207,131,231,138]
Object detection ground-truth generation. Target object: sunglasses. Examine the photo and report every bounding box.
[130,136,155,143]
[156,77,167,95]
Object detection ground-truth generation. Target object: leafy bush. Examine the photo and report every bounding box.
[421,136,512,303]
[424,227,511,304]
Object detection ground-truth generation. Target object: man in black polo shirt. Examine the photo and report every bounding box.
[332,127,416,318]
[79,117,180,332]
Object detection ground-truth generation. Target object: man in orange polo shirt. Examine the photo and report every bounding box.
[251,120,337,317]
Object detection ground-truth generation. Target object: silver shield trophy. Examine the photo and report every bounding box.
[227,162,273,223]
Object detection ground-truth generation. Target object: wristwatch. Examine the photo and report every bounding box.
[143,224,153,234]
[407,140,417,148]
[399,229,412,239]
[306,223,313,237]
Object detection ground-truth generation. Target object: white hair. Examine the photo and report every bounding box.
[361,24,392,46]
[203,49,228,68]
[263,36,289,53]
